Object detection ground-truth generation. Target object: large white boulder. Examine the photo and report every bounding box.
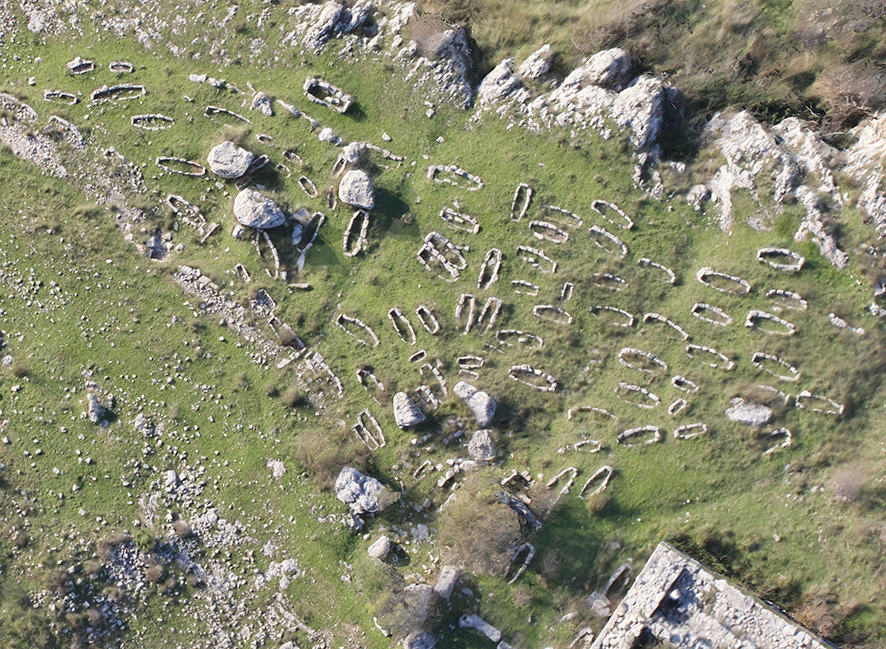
[725,397,772,427]
[393,391,425,429]
[233,189,286,229]
[334,467,387,515]
[338,169,375,210]
[454,381,497,428]
[207,140,254,179]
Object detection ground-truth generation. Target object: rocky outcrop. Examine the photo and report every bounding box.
[338,169,375,210]
[86,392,107,424]
[288,0,376,52]
[454,381,496,427]
[233,189,286,229]
[334,467,388,515]
[393,391,425,429]
[208,141,254,179]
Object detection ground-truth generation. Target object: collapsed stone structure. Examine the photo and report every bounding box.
[592,543,833,649]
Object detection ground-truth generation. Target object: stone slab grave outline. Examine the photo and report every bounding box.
[752,351,800,381]
[757,247,805,272]
[388,307,417,345]
[696,267,752,294]
[325,185,337,209]
[763,427,792,455]
[795,390,844,415]
[671,375,699,392]
[506,543,536,585]
[766,288,808,310]
[420,362,448,397]
[246,154,270,175]
[546,467,578,502]
[413,384,441,411]
[560,282,574,301]
[355,367,385,404]
[234,262,251,283]
[568,406,615,422]
[578,465,614,499]
[591,199,633,229]
[529,220,569,243]
[440,206,480,234]
[455,293,477,335]
[204,105,252,125]
[533,304,573,324]
[283,149,303,166]
[686,344,735,370]
[691,302,733,326]
[254,231,282,278]
[298,175,318,198]
[417,231,467,281]
[618,347,667,373]
[517,245,557,273]
[615,383,660,409]
[509,364,558,391]
[643,312,689,340]
[305,351,344,397]
[674,422,707,439]
[415,305,441,335]
[408,349,427,364]
[745,309,796,335]
[589,225,628,257]
[303,76,354,114]
[132,114,174,131]
[427,164,483,190]
[618,425,662,447]
[353,409,386,450]
[496,329,544,349]
[256,133,275,145]
[475,296,503,333]
[43,90,78,105]
[66,57,94,74]
[477,248,502,289]
[668,398,688,415]
[512,279,539,295]
[544,205,584,227]
[637,257,677,284]
[166,194,206,229]
[591,305,635,327]
[155,157,206,177]
[510,183,533,221]
[251,288,277,318]
[108,61,134,73]
[593,272,627,291]
[91,84,146,103]
[267,315,305,351]
[343,210,370,257]
[590,542,835,649]
[559,438,604,454]
[335,313,380,347]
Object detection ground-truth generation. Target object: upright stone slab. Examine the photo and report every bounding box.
[393,391,425,429]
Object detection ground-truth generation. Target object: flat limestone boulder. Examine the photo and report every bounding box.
[334,466,387,515]
[454,381,497,428]
[233,188,286,229]
[393,391,425,429]
[434,565,461,599]
[207,140,254,179]
[368,534,391,559]
[404,631,436,649]
[468,429,496,461]
[338,169,375,210]
[725,397,772,427]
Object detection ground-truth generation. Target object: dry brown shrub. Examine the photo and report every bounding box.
[830,463,867,503]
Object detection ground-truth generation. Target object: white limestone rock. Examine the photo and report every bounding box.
[334,466,388,515]
[233,188,286,229]
[338,169,375,210]
[367,534,391,559]
[250,91,273,116]
[517,44,555,81]
[454,381,497,428]
[207,141,254,179]
[468,429,496,461]
[562,47,631,91]
[433,565,461,599]
[393,391,425,429]
[476,58,522,108]
[725,397,772,427]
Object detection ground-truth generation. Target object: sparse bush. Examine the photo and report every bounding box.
[831,464,867,503]
[282,386,307,407]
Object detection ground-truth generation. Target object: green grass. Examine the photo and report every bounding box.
[0,1,883,647]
